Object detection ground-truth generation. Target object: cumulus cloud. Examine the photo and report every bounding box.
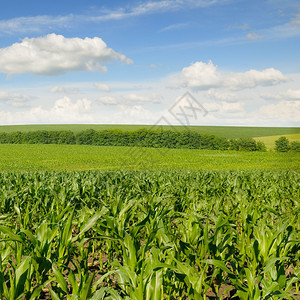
[177,60,288,90]
[180,61,220,89]
[53,96,91,112]
[0,34,132,75]
[0,96,94,124]
[94,83,111,92]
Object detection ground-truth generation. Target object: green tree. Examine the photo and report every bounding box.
[256,141,266,152]
[275,136,290,152]
[290,141,300,152]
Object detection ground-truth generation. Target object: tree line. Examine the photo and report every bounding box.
[0,128,272,151]
[275,136,300,152]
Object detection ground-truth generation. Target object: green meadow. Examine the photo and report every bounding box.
[254,133,300,150]
[0,144,298,172]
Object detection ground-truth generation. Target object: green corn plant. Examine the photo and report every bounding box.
[0,256,32,300]
[21,221,59,285]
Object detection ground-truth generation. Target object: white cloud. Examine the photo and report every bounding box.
[97,93,161,106]
[207,89,238,101]
[0,91,32,107]
[261,89,300,100]
[0,34,132,75]
[50,86,80,94]
[0,0,228,35]
[292,14,300,25]
[97,96,118,105]
[257,100,300,123]
[180,60,220,89]
[115,104,156,123]
[0,96,94,124]
[247,32,263,40]
[177,60,288,90]
[5,97,92,124]
[53,96,91,113]
[261,14,300,40]
[224,68,288,89]
[94,83,111,92]
[92,0,223,21]
[283,89,300,100]
[124,93,161,104]
[204,101,245,114]
[160,22,190,32]
[0,15,73,35]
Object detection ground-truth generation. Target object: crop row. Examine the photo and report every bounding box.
[0,171,299,299]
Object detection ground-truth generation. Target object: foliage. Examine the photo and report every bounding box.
[254,133,300,150]
[0,130,76,145]
[0,129,267,152]
[0,170,299,299]
[229,137,264,151]
[275,136,300,152]
[290,141,300,152]
[275,136,290,152]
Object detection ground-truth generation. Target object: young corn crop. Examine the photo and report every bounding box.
[0,170,299,299]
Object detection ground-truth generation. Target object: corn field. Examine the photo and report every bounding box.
[0,170,299,299]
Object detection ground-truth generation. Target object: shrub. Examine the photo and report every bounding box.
[275,136,290,152]
[290,141,300,152]
[229,137,265,151]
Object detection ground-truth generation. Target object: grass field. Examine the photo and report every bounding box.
[0,144,298,172]
[0,124,299,139]
[254,133,300,150]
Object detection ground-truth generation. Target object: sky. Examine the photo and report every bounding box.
[0,0,300,127]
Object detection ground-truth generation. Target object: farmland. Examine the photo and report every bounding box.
[0,144,299,172]
[0,124,300,139]
[254,133,300,150]
[0,170,299,299]
[0,126,299,299]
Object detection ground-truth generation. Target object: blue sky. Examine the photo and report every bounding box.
[0,0,299,126]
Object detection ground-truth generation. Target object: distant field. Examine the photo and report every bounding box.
[0,144,298,172]
[0,124,299,139]
[254,133,300,150]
